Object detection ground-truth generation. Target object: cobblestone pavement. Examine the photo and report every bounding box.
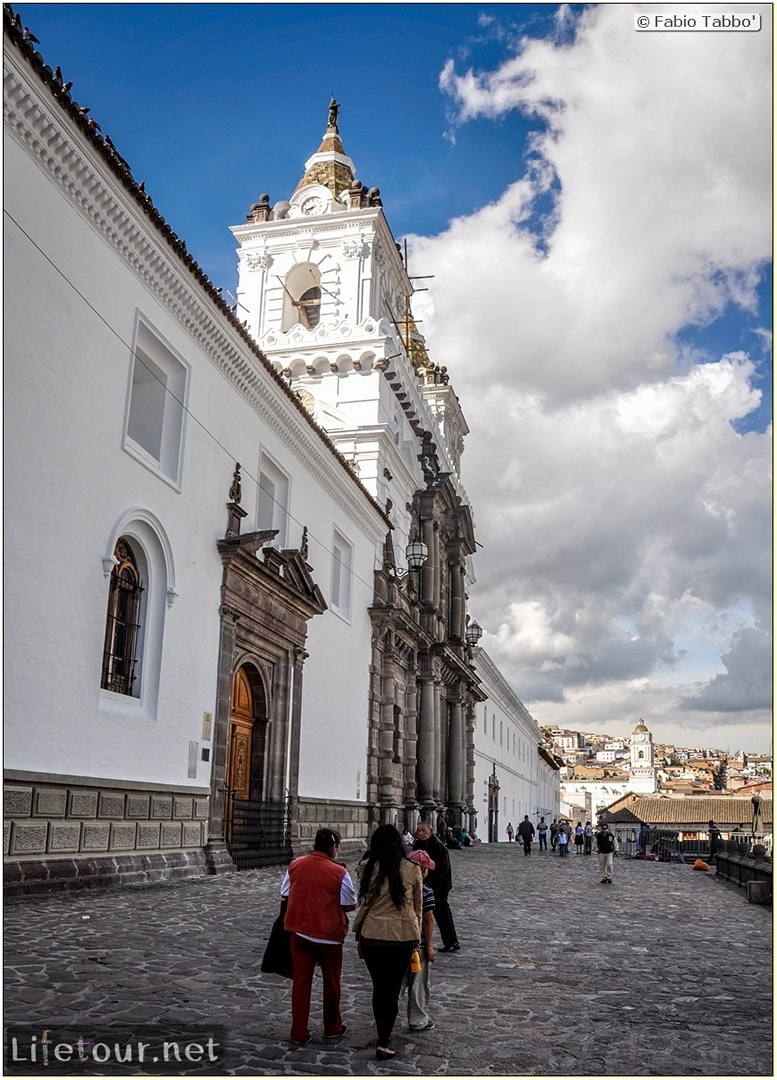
[3,844,772,1077]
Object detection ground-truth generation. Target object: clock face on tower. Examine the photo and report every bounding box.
[300,195,326,216]
[635,733,646,742]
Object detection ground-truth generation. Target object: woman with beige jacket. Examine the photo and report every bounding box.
[355,824,422,1060]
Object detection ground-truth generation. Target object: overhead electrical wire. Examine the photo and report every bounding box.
[4,205,393,601]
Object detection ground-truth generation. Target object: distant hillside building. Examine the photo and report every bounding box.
[560,773,632,822]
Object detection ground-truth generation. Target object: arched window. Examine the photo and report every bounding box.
[281,264,322,330]
[101,538,143,695]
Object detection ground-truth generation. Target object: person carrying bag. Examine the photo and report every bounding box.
[354,825,422,1062]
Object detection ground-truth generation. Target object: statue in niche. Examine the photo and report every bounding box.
[229,463,242,505]
[418,432,448,489]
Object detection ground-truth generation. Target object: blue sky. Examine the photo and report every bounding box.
[12,5,561,275]
[13,2,772,754]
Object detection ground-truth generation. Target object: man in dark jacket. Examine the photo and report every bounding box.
[414,822,460,952]
[517,815,535,855]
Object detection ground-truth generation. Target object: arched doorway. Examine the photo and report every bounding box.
[225,665,289,868]
[227,667,266,800]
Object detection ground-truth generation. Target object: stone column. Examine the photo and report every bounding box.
[421,516,436,606]
[266,651,291,802]
[448,698,464,823]
[287,646,307,802]
[432,522,441,608]
[204,604,239,873]
[403,663,419,813]
[464,700,477,824]
[417,673,436,807]
[379,667,396,813]
[450,561,465,641]
[433,686,443,803]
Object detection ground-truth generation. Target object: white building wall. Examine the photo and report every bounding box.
[4,57,385,806]
[298,527,376,802]
[560,779,632,820]
[472,649,560,841]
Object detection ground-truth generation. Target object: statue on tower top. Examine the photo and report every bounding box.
[328,96,340,130]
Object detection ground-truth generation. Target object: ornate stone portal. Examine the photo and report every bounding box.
[205,468,326,870]
[367,478,485,835]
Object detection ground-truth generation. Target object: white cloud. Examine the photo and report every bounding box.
[413,4,772,751]
[423,3,772,406]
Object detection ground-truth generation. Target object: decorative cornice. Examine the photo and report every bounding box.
[231,215,378,246]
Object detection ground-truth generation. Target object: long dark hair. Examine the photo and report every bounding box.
[359,824,409,908]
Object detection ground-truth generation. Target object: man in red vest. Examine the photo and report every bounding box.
[281,828,357,1044]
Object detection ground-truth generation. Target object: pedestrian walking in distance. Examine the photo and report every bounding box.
[583,820,594,855]
[414,822,460,952]
[517,815,535,855]
[356,825,423,1061]
[574,821,585,854]
[537,817,549,851]
[281,828,356,1044]
[595,821,616,884]
[506,822,514,843]
[550,818,559,851]
[557,823,570,856]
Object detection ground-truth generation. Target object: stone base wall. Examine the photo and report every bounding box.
[294,797,370,859]
[4,771,212,896]
[4,850,211,897]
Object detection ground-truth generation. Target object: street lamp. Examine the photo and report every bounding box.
[405,538,428,571]
[465,620,483,647]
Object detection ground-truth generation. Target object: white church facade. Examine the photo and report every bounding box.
[560,719,659,821]
[4,17,498,891]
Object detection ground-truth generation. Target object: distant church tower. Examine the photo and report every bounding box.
[629,719,657,794]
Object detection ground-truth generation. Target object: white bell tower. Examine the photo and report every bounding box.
[629,719,657,793]
[229,101,472,572]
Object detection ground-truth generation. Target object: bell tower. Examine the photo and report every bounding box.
[229,100,471,568]
[629,719,657,793]
[229,100,485,836]
[230,98,409,343]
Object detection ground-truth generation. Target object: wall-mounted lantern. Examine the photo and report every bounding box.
[405,538,429,571]
[465,620,483,647]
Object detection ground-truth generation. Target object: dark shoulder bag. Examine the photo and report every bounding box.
[261,898,293,979]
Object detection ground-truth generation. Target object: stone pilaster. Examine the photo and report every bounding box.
[204,603,240,872]
[417,673,436,806]
[448,698,465,819]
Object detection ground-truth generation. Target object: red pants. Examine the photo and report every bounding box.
[289,934,344,1042]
